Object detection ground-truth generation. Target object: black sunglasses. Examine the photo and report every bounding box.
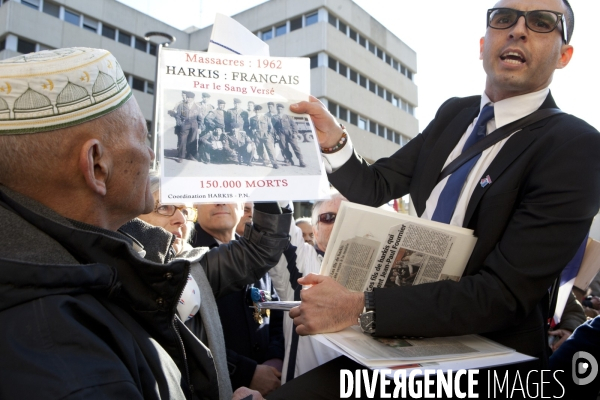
[487,8,568,44]
[318,212,337,224]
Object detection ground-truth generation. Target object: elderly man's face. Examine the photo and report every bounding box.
[313,197,344,253]
[108,100,155,218]
[480,0,572,101]
[196,203,243,236]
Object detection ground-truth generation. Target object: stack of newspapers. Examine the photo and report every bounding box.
[315,202,533,370]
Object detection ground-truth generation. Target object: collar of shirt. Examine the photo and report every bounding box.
[482,87,550,132]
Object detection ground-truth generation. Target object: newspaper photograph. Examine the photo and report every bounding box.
[320,202,478,292]
[155,48,330,204]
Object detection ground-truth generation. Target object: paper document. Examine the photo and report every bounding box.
[316,327,514,368]
[208,13,269,56]
[320,202,478,292]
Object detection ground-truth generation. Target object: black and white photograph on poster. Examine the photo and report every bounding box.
[156,48,330,203]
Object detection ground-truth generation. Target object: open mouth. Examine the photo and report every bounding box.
[500,51,526,65]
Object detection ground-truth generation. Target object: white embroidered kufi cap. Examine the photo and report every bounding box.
[0,47,131,135]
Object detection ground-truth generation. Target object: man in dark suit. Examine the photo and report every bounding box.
[289,0,600,366]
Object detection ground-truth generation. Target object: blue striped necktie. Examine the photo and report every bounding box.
[431,104,495,224]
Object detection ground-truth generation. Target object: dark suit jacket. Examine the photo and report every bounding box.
[191,225,284,390]
[328,93,600,362]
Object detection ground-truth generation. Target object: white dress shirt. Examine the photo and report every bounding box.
[323,87,550,227]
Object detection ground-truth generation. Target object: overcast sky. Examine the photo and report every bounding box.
[118,0,600,132]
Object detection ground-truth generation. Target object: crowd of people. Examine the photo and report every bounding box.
[168,93,307,169]
[1,0,600,398]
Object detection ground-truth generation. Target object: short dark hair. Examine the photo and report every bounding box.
[562,0,574,44]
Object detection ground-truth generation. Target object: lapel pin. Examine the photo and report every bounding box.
[480,175,492,188]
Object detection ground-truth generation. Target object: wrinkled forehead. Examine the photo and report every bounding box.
[492,0,565,13]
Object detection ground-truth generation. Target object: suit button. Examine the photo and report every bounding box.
[164,272,173,280]
[156,297,164,307]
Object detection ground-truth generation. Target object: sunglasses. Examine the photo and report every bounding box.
[487,8,568,44]
[154,200,197,222]
[318,212,337,224]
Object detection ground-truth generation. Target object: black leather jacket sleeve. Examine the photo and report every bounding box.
[200,208,292,299]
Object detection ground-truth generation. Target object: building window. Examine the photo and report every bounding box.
[102,25,116,40]
[358,117,367,130]
[385,54,392,65]
[349,69,357,83]
[290,16,302,32]
[376,48,383,60]
[42,1,60,17]
[338,106,348,122]
[305,12,318,26]
[369,121,377,134]
[338,20,347,35]
[377,124,385,138]
[149,43,157,55]
[328,13,336,27]
[392,59,398,70]
[131,77,145,92]
[328,101,337,117]
[21,0,39,10]
[350,111,358,126]
[309,55,318,69]
[392,96,398,107]
[408,104,414,115]
[275,24,287,37]
[400,65,406,75]
[407,70,413,80]
[386,91,392,102]
[82,17,98,33]
[0,38,5,52]
[38,43,53,51]
[338,63,347,78]
[146,82,154,95]
[349,28,357,41]
[328,56,337,71]
[377,86,384,98]
[64,9,80,26]
[368,42,376,55]
[17,38,36,54]
[369,80,376,94]
[359,75,367,88]
[262,29,273,41]
[358,35,366,48]
[118,31,131,46]
[134,37,147,51]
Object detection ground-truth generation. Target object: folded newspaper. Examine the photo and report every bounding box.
[316,327,515,369]
[319,202,478,292]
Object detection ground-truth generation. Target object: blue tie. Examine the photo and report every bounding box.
[431,104,495,224]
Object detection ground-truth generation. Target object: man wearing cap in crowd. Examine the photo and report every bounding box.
[205,99,226,132]
[227,124,256,166]
[272,103,306,168]
[0,47,292,400]
[168,90,202,163]
[168,91,187,149]
[226,98,245,134]
[197,92,215,135]
[250,104,279,169]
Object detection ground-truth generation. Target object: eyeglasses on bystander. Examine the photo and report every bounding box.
[318,212,337,224]
[154,200,197,222]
